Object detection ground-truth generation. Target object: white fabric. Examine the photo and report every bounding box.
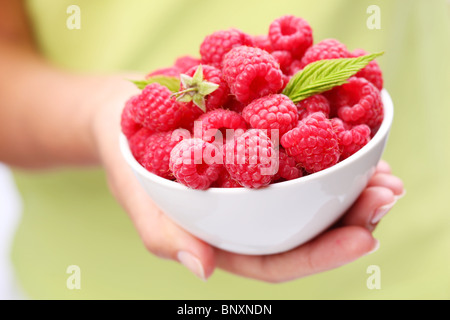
[0,164,24,300]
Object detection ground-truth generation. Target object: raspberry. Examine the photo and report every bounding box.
[268,15,313,59]
[281,74,291,91]
[242,94,298,138]
[128,128,154,163]
[288,59,303,76]
[169,138,222,190]
[252,35,273,53]
[121,96,142,139]
[195,109,247,144]
[273,149,302,182]
[351,49,383,90]
[212,168,243,188]
[223,129,278,188]
[321,87,342,118]
[223,97,246,114]
[222,46,284,104]
[335,77,383,131]
[146,67,180,78]
[177,65,230,129]
[200,28,254,68]
[331,118,371,160]
[183,65,229,110]
[271,50,294,75]
[131,83,183,132]
[174,55,201,73]
[145,55,201,78]
[340,125,371,159]
[296,94,330,119]
[300,38,350,68]
[281,112,340,173]
[330,117,346,134]
[140,129,189,180]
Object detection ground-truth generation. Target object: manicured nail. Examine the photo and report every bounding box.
[371,199,397,224]
[368,239,380,255]
[177,251,207,281]
[395,189,406,201]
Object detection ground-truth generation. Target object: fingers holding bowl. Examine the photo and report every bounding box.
[337,163,405,231]
[214,225,377,283]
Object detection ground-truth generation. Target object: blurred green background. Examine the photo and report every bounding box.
[11,0,450,299]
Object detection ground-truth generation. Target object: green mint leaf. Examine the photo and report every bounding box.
[130,80,150,90]
[130,76,180,92]
[283,52,384,103]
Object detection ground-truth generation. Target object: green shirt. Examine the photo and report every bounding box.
[12,0,450,299]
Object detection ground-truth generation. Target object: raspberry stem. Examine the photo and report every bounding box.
[170,87,197,98]
[170,65,219,112]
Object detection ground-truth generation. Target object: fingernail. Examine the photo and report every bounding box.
[177,251,207,281]
[371,199,397,225]
[368,239,380,255]
[395,189,406,201]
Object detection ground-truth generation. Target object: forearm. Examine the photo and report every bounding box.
[0,43,98,167]
[0,0,101,168]
[0,38,141,168]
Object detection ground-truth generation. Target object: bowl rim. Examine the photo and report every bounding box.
[120,89,393,194]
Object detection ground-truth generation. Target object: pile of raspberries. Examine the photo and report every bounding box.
[121,15,384,190]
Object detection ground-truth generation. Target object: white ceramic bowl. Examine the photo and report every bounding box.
[120,89,393,255]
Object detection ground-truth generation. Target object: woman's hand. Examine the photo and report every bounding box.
[214,160,404,282]
[91,77,404,282]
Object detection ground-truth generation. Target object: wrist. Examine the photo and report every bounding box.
[89,74,141,167]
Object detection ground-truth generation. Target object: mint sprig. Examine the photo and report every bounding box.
[283,52,384,103]
[130,75,180,92]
